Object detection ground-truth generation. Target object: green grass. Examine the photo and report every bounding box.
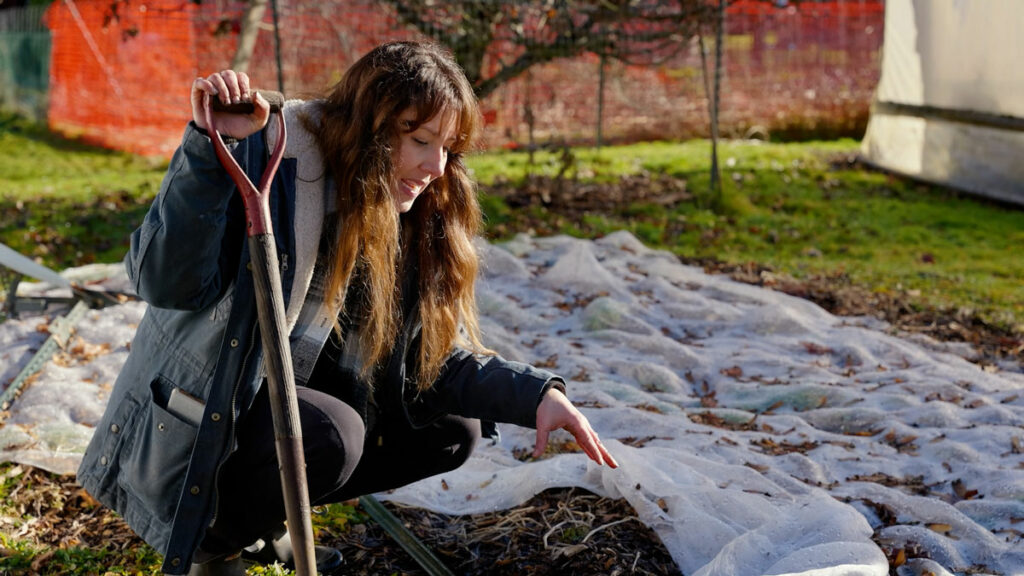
[1,112,1022,333]
[0,112,167,203]
[0,541,165,575]
[0,111,167,267]
[469,141,718,185]
[468,140,1024,332]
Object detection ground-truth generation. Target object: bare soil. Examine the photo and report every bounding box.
[326,489,682,576]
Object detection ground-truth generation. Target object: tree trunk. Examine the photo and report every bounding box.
[230,0,269,74]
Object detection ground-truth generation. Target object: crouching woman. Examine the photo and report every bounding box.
[78,41,617,576]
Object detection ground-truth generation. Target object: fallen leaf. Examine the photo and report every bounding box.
[801,341,834,355]
[952,479,979,501]
[721,366,743,378]
[534,353,558,368]
[893,548,906,567]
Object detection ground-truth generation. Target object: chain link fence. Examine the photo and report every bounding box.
[0,4,50,120]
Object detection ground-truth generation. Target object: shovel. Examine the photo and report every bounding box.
[203,91,317,576]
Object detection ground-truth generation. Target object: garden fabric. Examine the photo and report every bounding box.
[1,231,1022,575]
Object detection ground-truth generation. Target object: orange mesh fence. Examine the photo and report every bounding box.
[45,0,883,158]
[46,0,198,157]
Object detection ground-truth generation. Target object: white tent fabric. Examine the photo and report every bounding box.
[860,0,1024,206]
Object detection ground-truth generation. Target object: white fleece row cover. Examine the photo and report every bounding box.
[1,232,1022,575]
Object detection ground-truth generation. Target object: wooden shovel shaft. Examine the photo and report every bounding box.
[248,234,316,576]
[203,92,317,576]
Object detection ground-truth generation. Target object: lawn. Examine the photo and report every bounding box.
[472,140,1023,334]
[0,112,166,269]
[2,113,1022,333]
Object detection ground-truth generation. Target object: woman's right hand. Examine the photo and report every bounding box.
[191,70,270,140]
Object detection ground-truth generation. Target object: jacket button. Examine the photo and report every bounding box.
[230,338,240,348]
[246,262,252,271]
[170,557,181,567]
[210,412,221,422]
[157,422,166,431]
[110,424,119,433]
[100,456,108,466]
[190,485,200,495]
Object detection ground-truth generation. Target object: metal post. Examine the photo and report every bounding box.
[269,0,285,93]
[597,52,607,149]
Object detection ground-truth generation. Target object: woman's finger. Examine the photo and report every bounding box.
[208,73,230,106]
[579,424,618,468]
[193,76,217,96]
[237,71,251,101]
[190,77,218,130]
[594,435,618,468]
[568,420,604,466]
[219,69,241,103]
[534,426,551,459]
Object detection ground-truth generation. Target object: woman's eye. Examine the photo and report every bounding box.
[413,137,428,146]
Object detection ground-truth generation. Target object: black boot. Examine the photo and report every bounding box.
[241,527,343,574]
[182,551,247,576]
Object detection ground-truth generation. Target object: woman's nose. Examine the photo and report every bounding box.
[421,147,446,179]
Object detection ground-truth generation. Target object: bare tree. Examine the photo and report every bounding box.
[382,0,718,98]
[230,0,269,73]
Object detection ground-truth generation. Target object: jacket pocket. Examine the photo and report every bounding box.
[118,376,199,523]
[79,392,142,497]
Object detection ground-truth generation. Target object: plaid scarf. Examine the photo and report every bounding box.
[289,257,337,386]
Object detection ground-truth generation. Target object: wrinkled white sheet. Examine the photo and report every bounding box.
[2,232,1021,576]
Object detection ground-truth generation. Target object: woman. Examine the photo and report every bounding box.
[78,41,617,576]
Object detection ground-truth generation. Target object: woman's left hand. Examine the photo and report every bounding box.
[534,387,618,468]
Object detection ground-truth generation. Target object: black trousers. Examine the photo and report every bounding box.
[200,380,481,554]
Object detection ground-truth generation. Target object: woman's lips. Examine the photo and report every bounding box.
[401,179,426,198]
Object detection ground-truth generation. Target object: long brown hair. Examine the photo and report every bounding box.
[305,41,487,389]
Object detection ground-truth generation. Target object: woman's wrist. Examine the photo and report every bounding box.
[189,121,238,145]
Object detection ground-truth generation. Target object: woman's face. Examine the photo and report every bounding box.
[392,108,458,213]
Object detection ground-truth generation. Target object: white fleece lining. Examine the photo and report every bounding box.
[265,100,327,333]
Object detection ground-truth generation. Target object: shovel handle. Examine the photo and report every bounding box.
[202,92,287,237]
[210,89,285,114]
